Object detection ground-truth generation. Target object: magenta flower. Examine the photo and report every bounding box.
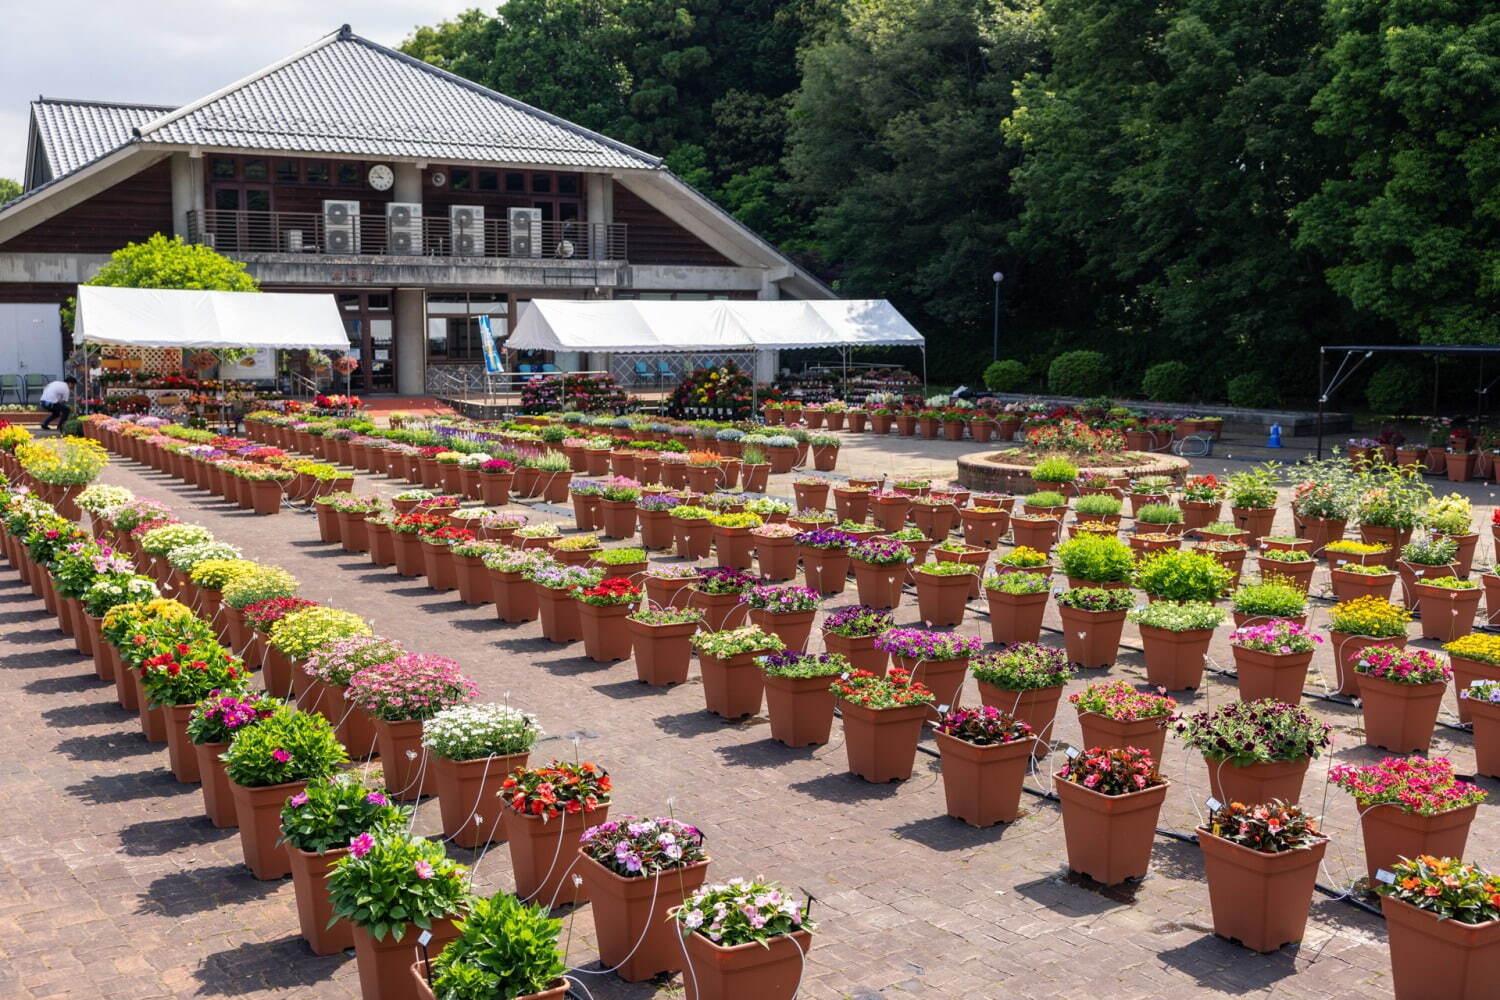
[270,748,292,764]
[413,859,433,880]
[288,792,309,807]
[365,791,388,806]
[349,832,375,859]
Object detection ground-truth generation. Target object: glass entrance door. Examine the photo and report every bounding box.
[335,292,396,393]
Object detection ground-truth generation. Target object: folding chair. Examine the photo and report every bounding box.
[633,361,654,383]
[656,361,675,381]
[23,373,49,403]
[541,363,560,373]
[0,374,21,405]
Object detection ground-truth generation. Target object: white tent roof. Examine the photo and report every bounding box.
[507,299,923,354]
[75,286,350,350]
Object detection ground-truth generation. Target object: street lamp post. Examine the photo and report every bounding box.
[991,271,1004,362]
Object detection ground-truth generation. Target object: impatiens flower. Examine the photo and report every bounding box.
[413,860,433,880]
[364,792,388,806]
[349,832,375,859]
[288,792,309,807]
[271,748,292,764]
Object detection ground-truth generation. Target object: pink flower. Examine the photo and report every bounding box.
[349,832,375,859]
[365,791,388,806]
[289,792,309,807]
[271,748,292,764]
[413,859,433,880]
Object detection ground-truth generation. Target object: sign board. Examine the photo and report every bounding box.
[478,316,505,374]
[223,348,276,381]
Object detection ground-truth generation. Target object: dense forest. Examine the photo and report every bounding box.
[403,0,1498,409]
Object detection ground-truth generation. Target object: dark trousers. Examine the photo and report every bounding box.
[39,401,69,429]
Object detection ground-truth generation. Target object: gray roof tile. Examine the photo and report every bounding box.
[32,98,173,177]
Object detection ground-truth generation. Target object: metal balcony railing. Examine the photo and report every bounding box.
[186,210,627,262]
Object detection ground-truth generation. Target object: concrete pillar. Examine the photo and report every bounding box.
[395,287,426,395]
[169,152,204,239]
[393,163,423,203]
[586,174,613,259]
[756,271,780,382]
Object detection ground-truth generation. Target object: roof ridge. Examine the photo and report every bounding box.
[132,25,346,139]
[343,31,661,169]
[35,97,178,112]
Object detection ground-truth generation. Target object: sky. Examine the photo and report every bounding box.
[0,1,481,182]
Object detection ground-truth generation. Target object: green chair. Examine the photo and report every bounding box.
[0,374,20,405]
[22,373,50,403]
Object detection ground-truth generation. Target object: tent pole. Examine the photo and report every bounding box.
[1316,348,1325,460]
[921,347,928,398]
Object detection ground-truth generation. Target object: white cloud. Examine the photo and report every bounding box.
[0,1,480,181]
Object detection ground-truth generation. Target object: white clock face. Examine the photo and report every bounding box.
[368,164,394,191]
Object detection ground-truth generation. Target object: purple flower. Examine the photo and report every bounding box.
[794,528,857,550]
[413,859,433,880]
[365,791,388,806]
[348,832,375,859]
[288,792,309,807]
[874,628,983,660]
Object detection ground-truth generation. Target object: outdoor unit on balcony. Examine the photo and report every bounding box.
[508,207,542,258]
[323,200,361,254]
[386,202,423,255]
[450,205,484,255]
[284,230,304,253]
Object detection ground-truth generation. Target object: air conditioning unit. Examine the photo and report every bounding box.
[386,202,423,255]
[323,200,361,254]
[508,207,542,258]
[449,205,484,255]
[283,229,304,253]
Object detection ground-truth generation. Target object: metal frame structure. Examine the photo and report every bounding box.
[1316,344,1500,458]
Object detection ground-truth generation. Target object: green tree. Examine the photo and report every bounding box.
[786,0,1046,379]
[1292,2,1500,344]
[0,178,20,205]
[62,234,258,329]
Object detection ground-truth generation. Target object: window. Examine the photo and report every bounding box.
[214,189,241,211]
[451,168,471,191]
[557,174,579,195]
[425,292,509,363]
[505,172,526,192]
[276,160,300,183]
[211,158,236,179]
[531,173,552,193]
[337,162,360,185]
[305,161,330,184]
[366,293,392,311]
[478,171,498,191]
[242,159,268,181]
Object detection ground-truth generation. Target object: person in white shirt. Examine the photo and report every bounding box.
[38,377,76,431]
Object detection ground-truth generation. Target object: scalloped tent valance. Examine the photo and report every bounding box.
[74,286,350,351]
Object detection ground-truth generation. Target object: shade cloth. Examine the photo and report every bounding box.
[75,286,349,350]
[506,298,923,354]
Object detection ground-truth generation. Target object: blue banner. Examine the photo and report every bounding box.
[478,315,504,374]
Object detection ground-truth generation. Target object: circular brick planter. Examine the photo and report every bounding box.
[957,449,1191,494]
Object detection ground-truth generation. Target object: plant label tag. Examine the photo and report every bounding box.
[1064,746,1080,760]
[1375,869,1396,885]
[1205,797,1222,812]
[937,704,950,714]
[417,930,433,947]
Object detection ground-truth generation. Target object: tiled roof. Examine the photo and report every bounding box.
[31,98,174,178]
[134,28,659,170]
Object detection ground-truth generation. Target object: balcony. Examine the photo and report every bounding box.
[186,209,627,262]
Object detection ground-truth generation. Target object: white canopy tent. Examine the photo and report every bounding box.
[507,298,926,394]
[74,286,348,350]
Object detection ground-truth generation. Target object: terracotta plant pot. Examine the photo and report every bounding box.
[1230,506,1277,547]
[984,588,1048,645]
[1452,655,1500,724]
[680,928,814,1000]
[625,618,694,686]
[392,532,426,577]
[675,519,714,560]
[134,671,167,743]
[1009,517,1060,554]
[688,589,746,633]
[746,608,816,653]
[799,547,850,596]
[502,806,609,907]
[452,553,491,606]
[914,571,971,628]
[1058,605,1127,669]
[1413,583,1481,641]
[262,646,297,699]
[373,717,433,801]
[536,584,584,643]
[1359,525,1410,567]
[1329,566,1396,603]
[479,472,513,507]
[763,673,838,747]
[1433,531,1480,578]
[163,702,202,784]
[577,600,633,663]
[193,740,236,828]
[1380,896,1500,1000]
[229,777,308,879]
[822,631,887,677]
[431,752,529,849]
[891,654,969,712]
[1358,802,1477,880]
[1204,756,1311,808]
[1054,777,1169,885]
[935,731,1035,826]
[288,845,353,955]
[1230,646,1312,704]
[350,918,460,1000]
[1198,830,1328,953]
[754,535,799,582]
[960,507,1009,549]
[579,855,712,982]
[838,700,928,782]
[1076,710,1167,764]
[489,568,539,624]
[1138,625,1215,691]
[1466,697,1500,776]
[698,650,766,719]
[1327,631,1406,698]
[1358,673,1445,752]
[713,525,756,571]
[849,561,903,614]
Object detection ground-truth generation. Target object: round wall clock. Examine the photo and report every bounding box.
[367,164,394,191]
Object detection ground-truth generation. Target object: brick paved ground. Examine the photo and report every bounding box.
[2,433,1496,1000]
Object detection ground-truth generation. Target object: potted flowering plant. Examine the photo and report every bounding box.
[959,497,1010,548]
[267,605,372,699]
[743,584,821,650]
[626,606,704,686]
[138,636,250,784]
[1326,595,1411,697]
[1352,646,1451,752]
[874,628,983,709]
[682,566,751,631]
[1413,575,1482,642]
[301,635,405,754]
[481,547,549,624]
[634,493,680,550]
[1127,600,1226,691]
[239,596,317,690]
[1197,799,1328,954]
[280,775,407,955]
[670,504,715,559]
[758,650,848,747]
[527,563,603,643]
[692,625,785,718]
[390,512,446,577]
[1225,465,1280,546]
[1330,756,1486,879]
[1054,746,1169,885]
[849,537,912,609]
[569,479,604,530]
[222,706,349,879]
[1175,699,1331,806]
[819,605,893,676]
[1460,680,1500,776]
[1178,474,1224,530]
[1229,619,1322,703]
[981,571,1051,645]
[422,703,540,848]
[220,564,298,652]
[831,667,936,782]
[327,831,471,1000]
[1376,856,1500,1000]
[500,760,612,905]
[933,706,1035,826]
[672,879,815,1000]
[912,561,978,627]
[1423,493,1478,575]
[346,653,477,801]
[794,528,856,595]
[574,576,641,662]
[187,689,279,828]
[417,892,567,1000]
[1068,680,1176,762]
[971,643,1073,743]
[1445,634,1500,724]
[575,816,711,982]
[1055,587,1135,668]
